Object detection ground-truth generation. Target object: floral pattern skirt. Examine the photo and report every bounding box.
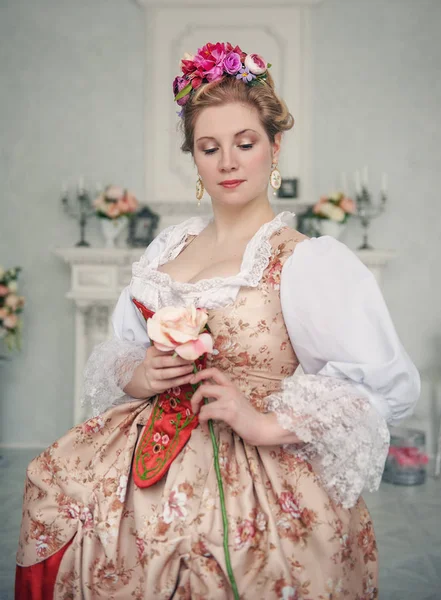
[16,400,378,600]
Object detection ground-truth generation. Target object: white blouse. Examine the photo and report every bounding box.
[82,211,420,508]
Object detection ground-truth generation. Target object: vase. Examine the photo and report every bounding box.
[100,217,128,248]
[318,220,346,239]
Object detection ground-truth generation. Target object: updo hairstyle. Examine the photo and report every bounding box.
[179,70,294,154]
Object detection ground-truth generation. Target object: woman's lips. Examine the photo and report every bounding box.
[219,180,245,189]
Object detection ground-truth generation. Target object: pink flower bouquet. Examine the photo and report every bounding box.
[93,185,139,220]
[0,266,25,352]
[312,192,356,224]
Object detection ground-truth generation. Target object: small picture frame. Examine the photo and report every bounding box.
[127,205,160,248]
[277,178,298,199]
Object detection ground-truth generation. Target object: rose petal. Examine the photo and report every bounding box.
[147,319,177,348]
[175,333,214,360]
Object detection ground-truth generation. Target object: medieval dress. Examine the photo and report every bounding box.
[16,211,420,600]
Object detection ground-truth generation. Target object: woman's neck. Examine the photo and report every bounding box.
[207,196,276,246]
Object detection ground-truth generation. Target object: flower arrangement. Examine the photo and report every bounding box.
[146,305,239,599]
[0,266,25,351]
[93,185,139,220]
[311,192,356,224]
[173,41,271,114]
[387,446,429,470]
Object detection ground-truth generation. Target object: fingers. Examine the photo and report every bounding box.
[198,403,228,427]
[190,384,221,414]
[191,367,230,387]
[156,364,195,381]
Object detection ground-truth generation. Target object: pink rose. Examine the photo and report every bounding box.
[4,314,18,329]
[105,185,124,200]
[0,285,8,297]
[223,52,242,75]
[339,196,356,214]
[106,203,121,218]
[0,308,8,319]
[244,53,267,75]
[147,305,213,361]
[117,192,138,215]
[5,294,20,309]
[205,65,224,82]
[180,52,195,74]
[194,42,226,74]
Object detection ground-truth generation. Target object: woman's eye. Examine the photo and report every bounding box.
[202,144,253,155]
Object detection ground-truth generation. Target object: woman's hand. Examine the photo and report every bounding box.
[142,345,196,394]
[190,367,303,446]
[124,345,195,399]
[190,367,268,446]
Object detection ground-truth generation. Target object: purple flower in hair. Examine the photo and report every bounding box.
[236,67,256,83]
[223,52,241,75]
[173,75,190,106]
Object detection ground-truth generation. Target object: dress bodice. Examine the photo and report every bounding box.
[203,227,305,411]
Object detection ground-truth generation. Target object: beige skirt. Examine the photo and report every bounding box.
[17,400,378,599]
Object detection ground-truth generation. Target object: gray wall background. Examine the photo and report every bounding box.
[1,0,440,446]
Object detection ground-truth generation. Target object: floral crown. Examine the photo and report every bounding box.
[173,42,271,116]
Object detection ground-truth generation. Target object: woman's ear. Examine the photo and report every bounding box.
[272,132,282,164]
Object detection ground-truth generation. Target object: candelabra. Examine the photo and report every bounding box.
[353,186,387,250]
[61,182,96,247]
[351,168,388,250]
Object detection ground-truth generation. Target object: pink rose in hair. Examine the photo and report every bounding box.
[180,52,195,74]
[147,305,213,361]
[194,42,226,75]
[223,52,242,75]
[191,73,203,90]
[226,42,246,62]
[244,53,267,75]
[205,65,224,82]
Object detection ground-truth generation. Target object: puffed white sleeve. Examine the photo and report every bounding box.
[266,235,420,508]
[81,226,173,417]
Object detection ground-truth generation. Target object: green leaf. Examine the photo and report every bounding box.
[174,83,192,102]
[267,63,272,68]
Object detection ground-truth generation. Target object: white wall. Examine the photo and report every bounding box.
[1,0,440,446]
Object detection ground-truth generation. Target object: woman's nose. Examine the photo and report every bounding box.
[218,150,238,172]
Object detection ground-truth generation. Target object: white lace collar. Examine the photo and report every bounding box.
[130,211,295,310]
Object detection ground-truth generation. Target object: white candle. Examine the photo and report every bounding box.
[381,172,388,194]
[355,170,361,195]
[362,165,369,187]
[340,171,348,194]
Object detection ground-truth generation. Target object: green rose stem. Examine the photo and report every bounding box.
[191,363,240,600]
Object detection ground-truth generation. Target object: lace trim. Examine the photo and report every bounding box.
[81,338,147,416]
[266,373,390,509]
[130,211,295,310]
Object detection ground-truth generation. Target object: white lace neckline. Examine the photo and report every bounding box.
[130,211,295,309]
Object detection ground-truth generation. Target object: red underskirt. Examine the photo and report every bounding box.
[15,538,74,600]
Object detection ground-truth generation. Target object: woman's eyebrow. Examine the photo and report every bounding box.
[196,129,259,142]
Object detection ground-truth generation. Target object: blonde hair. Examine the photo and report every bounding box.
[179,71,294,154]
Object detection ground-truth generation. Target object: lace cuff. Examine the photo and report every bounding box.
[266,373,390,508]
[81,338,147,416]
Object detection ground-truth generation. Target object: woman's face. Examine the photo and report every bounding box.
[193,102,281,206]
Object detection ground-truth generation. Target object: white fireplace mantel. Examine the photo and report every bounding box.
[55,243,397,425]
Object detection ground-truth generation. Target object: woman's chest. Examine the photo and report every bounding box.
[157,235,249,285]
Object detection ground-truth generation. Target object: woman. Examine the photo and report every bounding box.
[16,41,420,599]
